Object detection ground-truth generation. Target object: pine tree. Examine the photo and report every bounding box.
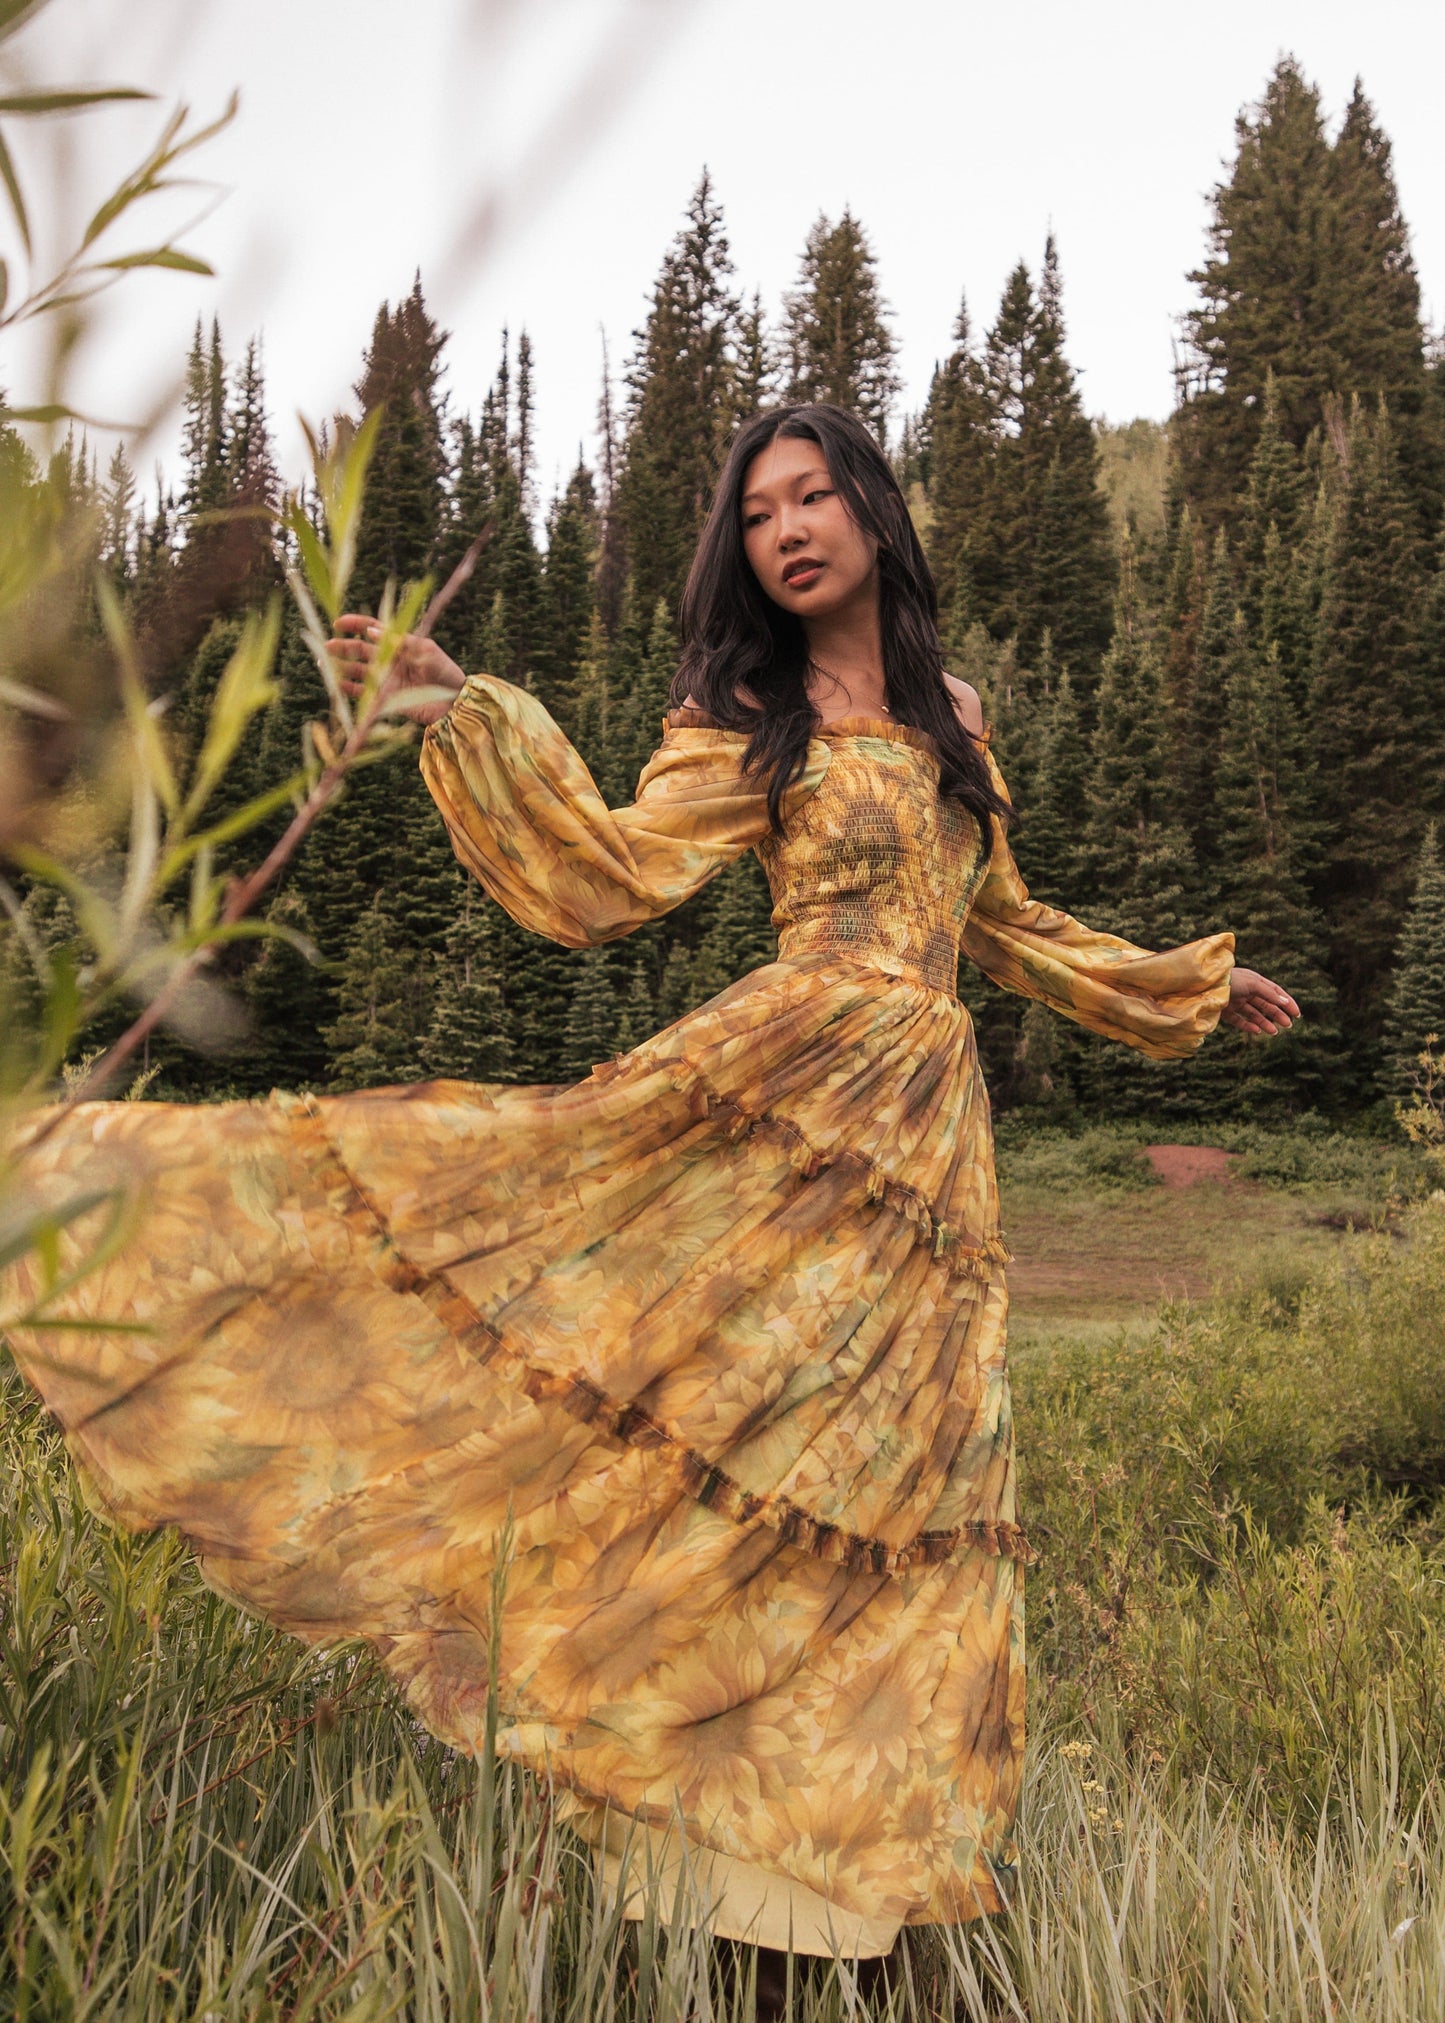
[617,173,741,620]
[178,615,248,804]
[688,855,777,1003]
[350,279,448,606]
[1174,529,1236,871]
[612,598,676,797]
[735,289,776,416]
[594,332,628,635]
[562,948,621,1080]
[923,296,992,634]
[782,208,900,444]
[297,284,452,974]
[240,890,332,1093]
[617,955,659,1052]
[570,613,613,788]
[325,900,425,1090]
[967,246,1115,691]
[1380,824,1445,1096]
[657,940,697,1026]
[180,317,228,523]
[223,337,280,610]
[424,887,512,1081]
[1239,373,1305,635]
[1022,238,1117,680]
[1016,666,1088,910]
[1309,402,1435,1050]
[536,461,598,732]
[99,443,136,589]
[1084,567,1199,947]
[1177,60,1431,525]
[1213,634,1340,1107]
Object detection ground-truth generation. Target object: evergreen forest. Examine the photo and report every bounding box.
[13,56,1445,1124]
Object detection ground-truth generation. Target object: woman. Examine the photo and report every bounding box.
[7,405,1297,1980]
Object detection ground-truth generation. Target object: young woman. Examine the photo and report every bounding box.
[7,405,1297,1987]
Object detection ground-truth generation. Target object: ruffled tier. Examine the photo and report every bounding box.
[3,957,1027,1926]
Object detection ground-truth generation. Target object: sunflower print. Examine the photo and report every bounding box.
[3,676,1234,1955]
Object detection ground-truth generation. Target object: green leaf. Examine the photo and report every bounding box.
[287,510,334,619]
[0,1189,115,1274]
[97,576,179,820]
[0,403,73,424]
[0,88,153,114]
[158,771,310,882]
[181,599,282,824]
[0,127,29,256]
[98,246,213,277]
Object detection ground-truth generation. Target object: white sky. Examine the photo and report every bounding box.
[6,0,1443,510]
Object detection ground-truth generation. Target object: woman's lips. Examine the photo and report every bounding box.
[782,561,824,589]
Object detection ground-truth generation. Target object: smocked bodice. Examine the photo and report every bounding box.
[754,717,989,996]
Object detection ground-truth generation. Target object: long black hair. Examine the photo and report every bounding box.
[674,402,1013,839]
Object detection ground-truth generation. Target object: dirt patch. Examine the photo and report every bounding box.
[1143,1143,1241,1189]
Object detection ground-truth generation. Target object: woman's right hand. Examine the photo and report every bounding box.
[327,614,467,727]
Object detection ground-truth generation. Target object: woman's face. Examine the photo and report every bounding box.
[740,434,879,620]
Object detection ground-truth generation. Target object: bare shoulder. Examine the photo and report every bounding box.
[942,673,985,737]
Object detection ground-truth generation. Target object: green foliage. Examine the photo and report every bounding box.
[1176,58,1432,525]
[323,897,423,1091]
[1382,823,1445,1096]
[782,208,901,444]
[1311,406,1437,1068]
[424,888,512,1082]
[561,946,621,1079]
[616,172,742,622]
[1020,1204,1445,1798]
[929,241,1116,692]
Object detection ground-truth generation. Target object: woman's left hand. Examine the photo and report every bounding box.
[1221,967,1301,1038]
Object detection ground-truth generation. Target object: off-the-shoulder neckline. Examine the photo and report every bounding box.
[663,707,993,751]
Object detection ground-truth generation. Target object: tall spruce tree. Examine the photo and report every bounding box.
[922,296,992,637]
[1309,402,1435,1056]
[240,890,332,1094]
[349,279,448,606]
[617,173,741,621]
[99,443,136,590]
[325,899,425,1090]
[964,244,1115,691]
[424,888,513,1081]
[562,948,622,1080]
[296,283,452,976]
[1083,560,1199,948]
[1178,60,1431,526]
[1213,632,1340,1108]
[782,209,900,445]
[537,461,598,731]
[1380,823,1445,1098]
[1015,666,1089,910]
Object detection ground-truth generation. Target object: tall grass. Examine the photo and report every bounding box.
[1,1190,1443,2014]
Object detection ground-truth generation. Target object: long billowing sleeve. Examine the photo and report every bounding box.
[420,676,828,947]
[960,747,1235,1060]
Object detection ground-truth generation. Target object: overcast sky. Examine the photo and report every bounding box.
[6,0,1443,508]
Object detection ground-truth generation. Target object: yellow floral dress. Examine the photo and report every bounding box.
[4,679,1234,1956]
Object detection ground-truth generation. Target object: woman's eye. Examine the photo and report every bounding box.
[803,489,832,505]
[744,512,766,529]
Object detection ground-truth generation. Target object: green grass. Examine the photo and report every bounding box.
[996,1117,1438,1348]
[2,1130,1445,2015]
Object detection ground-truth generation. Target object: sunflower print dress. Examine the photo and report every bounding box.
[4,678,1234,1956]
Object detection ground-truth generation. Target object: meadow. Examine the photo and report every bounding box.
[2,1122,1442,2018]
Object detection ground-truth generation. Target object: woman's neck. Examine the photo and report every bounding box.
[802,581,887,716]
